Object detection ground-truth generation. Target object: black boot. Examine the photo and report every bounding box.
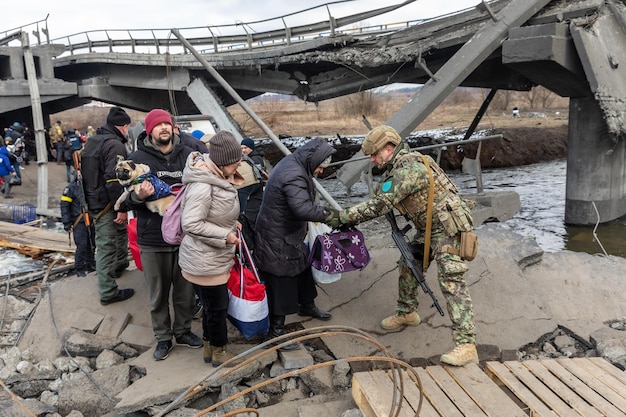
[265,315,299,351]
[298,302,332,321]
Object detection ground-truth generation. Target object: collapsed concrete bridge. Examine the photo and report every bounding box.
[0,0,625,225]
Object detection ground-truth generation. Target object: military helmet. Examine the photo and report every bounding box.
[362,125,402,155]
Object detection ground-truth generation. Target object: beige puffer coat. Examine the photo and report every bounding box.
[178,153,242,284]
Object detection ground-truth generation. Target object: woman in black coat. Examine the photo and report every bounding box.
[253,137,335,349]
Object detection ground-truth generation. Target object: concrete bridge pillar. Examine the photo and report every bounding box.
[565,96,626,225]
[0,47,25,80]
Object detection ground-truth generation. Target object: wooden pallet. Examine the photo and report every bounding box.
[486,358,626,417]
[352,358,626,417]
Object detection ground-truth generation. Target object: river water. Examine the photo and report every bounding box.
[320,158,626,258]
[1,158,624,276]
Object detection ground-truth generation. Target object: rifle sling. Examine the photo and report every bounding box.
[72,213,84,229]
[93,201,114,223]
[421,156,435,271]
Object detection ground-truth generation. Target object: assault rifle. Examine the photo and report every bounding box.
[72,150,92,232]
[385,210,445,316]
[243,154,269,181]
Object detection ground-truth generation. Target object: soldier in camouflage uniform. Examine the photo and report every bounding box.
[48,120,66,164]
[325,125,478,366]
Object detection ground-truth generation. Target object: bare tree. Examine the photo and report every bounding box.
[335,90,376,117]
[490,90,513,111]
[523,86,558,109]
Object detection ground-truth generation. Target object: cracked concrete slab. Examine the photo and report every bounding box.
[306,223,626,362]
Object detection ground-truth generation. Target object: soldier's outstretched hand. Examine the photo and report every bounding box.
[324,208,343,229]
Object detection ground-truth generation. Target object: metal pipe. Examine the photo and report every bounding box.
[325,133,503,167]
[171,29,342,210]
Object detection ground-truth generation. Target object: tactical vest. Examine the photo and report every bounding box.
[394,151,473,236]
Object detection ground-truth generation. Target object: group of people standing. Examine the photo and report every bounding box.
[69,105,479,368]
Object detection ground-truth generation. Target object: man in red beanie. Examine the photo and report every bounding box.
[82,106,134,305]
[125,109,202,361]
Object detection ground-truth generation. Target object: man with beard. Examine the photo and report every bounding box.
[125,109,202,361]
[82,107,135,305]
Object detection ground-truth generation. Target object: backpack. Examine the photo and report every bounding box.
[161,183,186,245]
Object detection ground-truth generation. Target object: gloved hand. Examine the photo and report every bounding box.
[64,224,72,232]
[324,208,343,229]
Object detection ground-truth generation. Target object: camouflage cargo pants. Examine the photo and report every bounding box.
[396,232,476,345]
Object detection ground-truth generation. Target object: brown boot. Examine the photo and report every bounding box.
[380,312,421,330]
[440,343,479,366]
[211,345,243,367]
[203,340,212,364]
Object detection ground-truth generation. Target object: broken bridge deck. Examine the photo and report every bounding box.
[352,357,626,417]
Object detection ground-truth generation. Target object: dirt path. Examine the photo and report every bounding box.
[3,160,69,213]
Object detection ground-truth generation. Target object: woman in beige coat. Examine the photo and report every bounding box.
[178,132,243,366]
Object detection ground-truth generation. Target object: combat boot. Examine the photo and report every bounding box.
[380,312,421,330]
[440,343,479,366]
[211,345,243,367]
[203,340,212,364]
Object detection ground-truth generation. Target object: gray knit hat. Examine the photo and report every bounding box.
[209,131,242,166]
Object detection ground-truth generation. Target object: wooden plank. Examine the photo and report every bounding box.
[542,360,623,417]
[554,359,626,415]
[485,361,557,417]
[523,360,603,417]
[414,367,463,417]
[572,358,626,401]
[352,371,415,417]
[504,361,581,417]
[426,366,488,416]
[446,363,527,417]
[383,369,442,417]
[352,372,378,417]
[0,221,75,255]
[586,357,626,386]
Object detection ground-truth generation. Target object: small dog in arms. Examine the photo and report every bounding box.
[114,160,175,215]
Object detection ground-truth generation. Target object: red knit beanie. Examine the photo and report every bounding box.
[144,109,172,135]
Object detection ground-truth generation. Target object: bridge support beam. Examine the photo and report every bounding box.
[565,96,626,225]
[186,78,243,141]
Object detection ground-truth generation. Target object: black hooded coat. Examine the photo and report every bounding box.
[253,137,335,277]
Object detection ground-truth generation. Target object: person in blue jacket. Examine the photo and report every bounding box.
[0,145,17,198]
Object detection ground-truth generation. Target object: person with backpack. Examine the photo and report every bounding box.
[48,120,65,164]
[64,129,83,182]
[177,133,244,366]
[81,107,135,306]
[125,109,201,361]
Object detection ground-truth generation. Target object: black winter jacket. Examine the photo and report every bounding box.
[126,132,192,247]
[81,124,128,211]
[253,137,335,277]
[60,180,83,229]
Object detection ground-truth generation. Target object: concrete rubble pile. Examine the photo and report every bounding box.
[0,325,360,416]
[0,311,624,415]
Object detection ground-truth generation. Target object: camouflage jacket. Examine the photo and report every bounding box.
[340,145,473,236]
[48,124,65,145]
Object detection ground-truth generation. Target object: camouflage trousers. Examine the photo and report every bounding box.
[396,232,476,345]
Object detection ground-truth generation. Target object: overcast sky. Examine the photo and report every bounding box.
[5,0,478,40]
